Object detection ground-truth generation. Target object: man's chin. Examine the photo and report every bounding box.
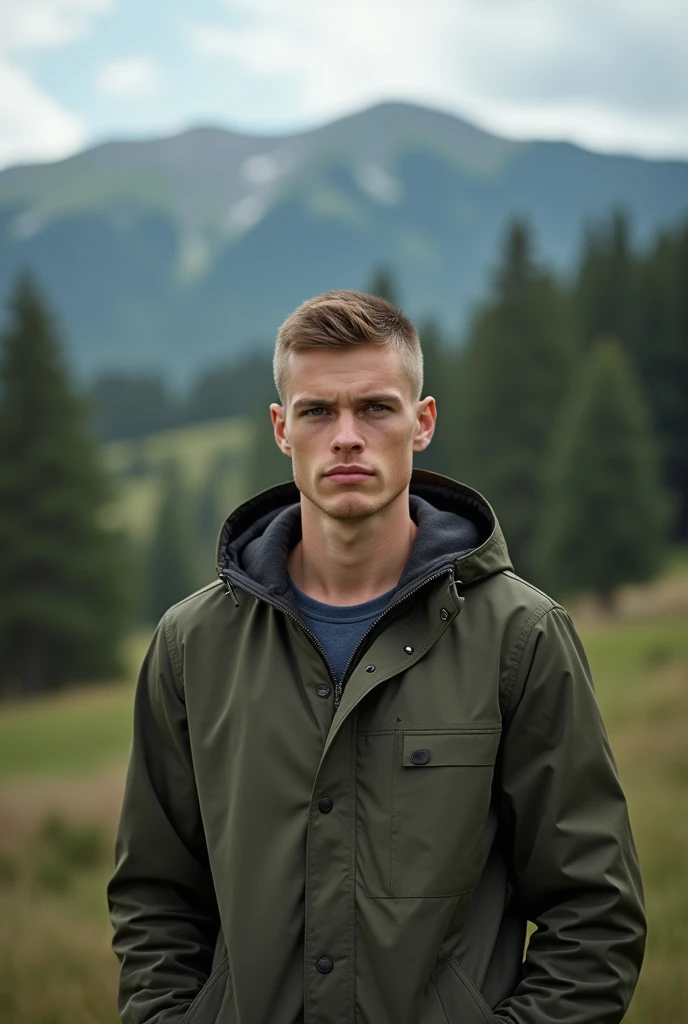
[312,489,386,521]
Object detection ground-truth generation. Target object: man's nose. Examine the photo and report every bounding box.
[331,411,364,451]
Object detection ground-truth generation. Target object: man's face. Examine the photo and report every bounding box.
[270,345,436,521]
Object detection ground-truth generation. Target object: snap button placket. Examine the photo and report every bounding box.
[317,956,334,973]
[316,684,331,698]
[365,664,376,673]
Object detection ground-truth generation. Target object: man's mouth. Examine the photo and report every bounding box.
[324,466,375,483]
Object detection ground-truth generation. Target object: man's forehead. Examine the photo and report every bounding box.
[286,346,410,402]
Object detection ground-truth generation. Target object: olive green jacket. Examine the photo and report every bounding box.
[107,470,646,1024]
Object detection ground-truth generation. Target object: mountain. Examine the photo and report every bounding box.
[0,100,687,385]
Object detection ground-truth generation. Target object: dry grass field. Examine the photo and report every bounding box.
[0,570,687,1024]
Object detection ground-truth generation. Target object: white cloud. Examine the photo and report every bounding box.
[0,0,109,171]
[190,0,688,159]
[0,0,110,53]
[0,58,84,169]
[98,57,162,98]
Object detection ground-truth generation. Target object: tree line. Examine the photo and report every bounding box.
[415,214,677,606]
[247,214,681,609]
[0,279,131,698]
[93,209,688,547]
[91,352,274,441]
[0,208,684,698]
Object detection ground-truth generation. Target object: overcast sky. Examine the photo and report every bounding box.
[1,0,687,171]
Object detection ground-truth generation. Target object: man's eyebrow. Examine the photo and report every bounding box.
[358,392,403,405]
[291,392,403,410]
[292,397,334,410]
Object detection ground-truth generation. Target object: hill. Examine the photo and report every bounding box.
[102,415,252,545]
[1,100,687,384]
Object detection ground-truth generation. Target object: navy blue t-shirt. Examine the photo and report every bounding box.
[288,575,397,682]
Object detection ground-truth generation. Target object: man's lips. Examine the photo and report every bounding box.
[324,467,375,482]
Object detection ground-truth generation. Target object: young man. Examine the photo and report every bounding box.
[108,290,646,1024]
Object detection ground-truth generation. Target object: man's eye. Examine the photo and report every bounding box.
[302,404,389,416]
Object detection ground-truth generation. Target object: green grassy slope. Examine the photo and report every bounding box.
[103,416,252,543]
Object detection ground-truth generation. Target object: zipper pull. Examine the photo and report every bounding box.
[219,570,240,607]
[448,570,464,613]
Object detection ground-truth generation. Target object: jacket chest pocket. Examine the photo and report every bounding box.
[389,726,501,899]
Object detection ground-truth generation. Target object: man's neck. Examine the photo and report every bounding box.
[287,489,417,606]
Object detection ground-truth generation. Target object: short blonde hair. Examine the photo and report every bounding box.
[274,289,423,402]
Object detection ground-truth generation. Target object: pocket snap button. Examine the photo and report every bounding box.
[410,748,431,765]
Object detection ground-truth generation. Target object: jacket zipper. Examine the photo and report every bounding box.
[218,569,340,692]
[331,566,457,707]
[218,565,459,709]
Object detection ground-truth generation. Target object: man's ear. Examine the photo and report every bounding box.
[270,403,292,456]
[412,396,437,453]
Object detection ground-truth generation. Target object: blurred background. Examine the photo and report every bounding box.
[0,1,687,1021]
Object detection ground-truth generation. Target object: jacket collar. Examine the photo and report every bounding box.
[216,468,512,614]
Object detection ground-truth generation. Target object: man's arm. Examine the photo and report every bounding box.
[107,611,221,1024]
[496,605,646,1024]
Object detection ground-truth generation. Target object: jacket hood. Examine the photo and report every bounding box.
[216,468,512,614]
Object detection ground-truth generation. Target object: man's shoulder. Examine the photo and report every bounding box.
[161,579,228,635]
[475,571,583,724]
[476,568,562,627]
[499,569,557,605]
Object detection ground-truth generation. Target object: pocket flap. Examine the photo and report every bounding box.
[402,728,501,767]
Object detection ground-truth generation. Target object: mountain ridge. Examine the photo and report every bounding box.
[0,100,686,384]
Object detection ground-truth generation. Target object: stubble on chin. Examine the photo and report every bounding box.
[299,475,410,522]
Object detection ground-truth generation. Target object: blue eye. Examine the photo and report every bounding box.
[302,404,390,416]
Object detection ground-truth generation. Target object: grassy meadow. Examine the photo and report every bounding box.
[102,417,252,544]
[0,566,687,1023]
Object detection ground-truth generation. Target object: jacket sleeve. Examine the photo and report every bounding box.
[495,605,646,1024]
[107,611,221,1024]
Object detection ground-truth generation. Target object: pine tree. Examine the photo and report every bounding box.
[575,209,634,349]
[413,316,456,477]
[534,337,670,609]
[573,213,688,539]
[626,222,688,539]
[0,274,132,698]
[454,220,576,575]
[365,265,400,307]
[144,460,198,624]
